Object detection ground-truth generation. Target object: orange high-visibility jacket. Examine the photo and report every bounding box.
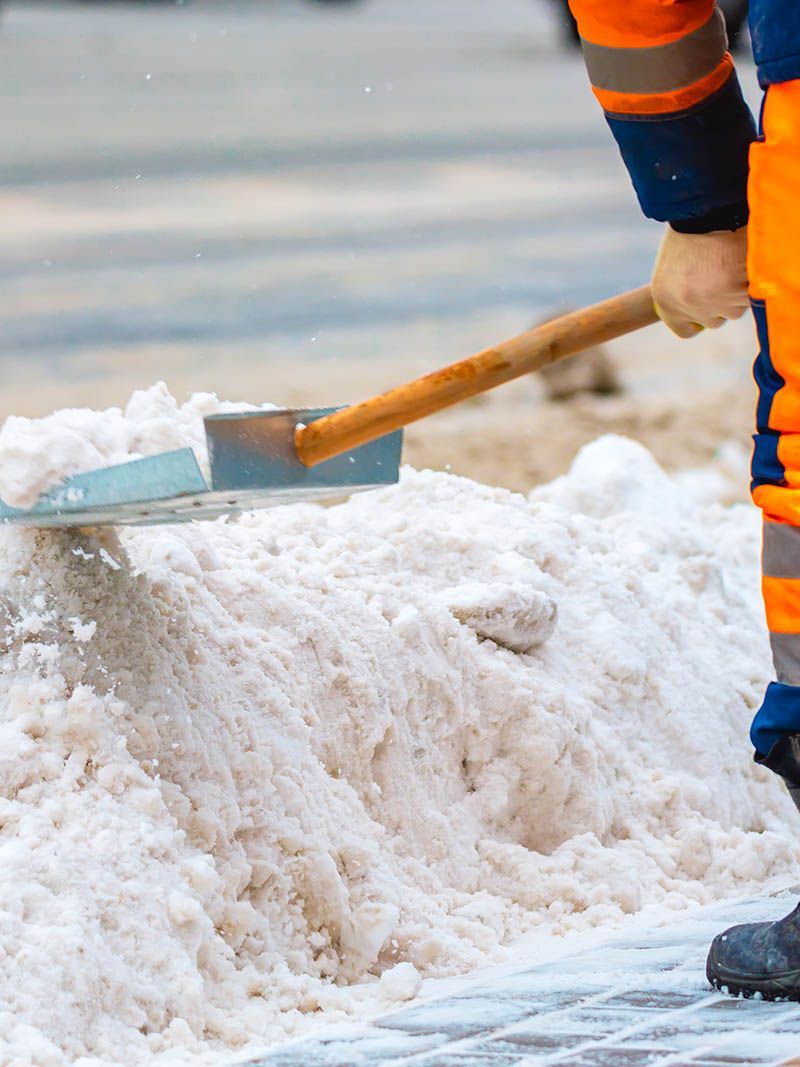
[566,0,800,232]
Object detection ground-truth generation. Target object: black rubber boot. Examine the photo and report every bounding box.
[707,903,800,999]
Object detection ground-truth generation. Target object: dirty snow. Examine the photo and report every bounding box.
[0,386,794,1067]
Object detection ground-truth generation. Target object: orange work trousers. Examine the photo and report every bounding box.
[749,80,800,756]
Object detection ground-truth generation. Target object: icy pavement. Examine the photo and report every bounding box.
[243,889,800,1067]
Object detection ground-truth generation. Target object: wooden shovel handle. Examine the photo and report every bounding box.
[296,285,657,468]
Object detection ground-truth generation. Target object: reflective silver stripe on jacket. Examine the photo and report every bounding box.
[580,8,727,95]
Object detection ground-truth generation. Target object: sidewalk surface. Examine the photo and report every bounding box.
[244,891,800,1067]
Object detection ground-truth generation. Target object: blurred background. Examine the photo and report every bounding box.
[0,0,761,491]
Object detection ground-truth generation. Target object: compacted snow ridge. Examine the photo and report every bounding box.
[0,386,794,1066]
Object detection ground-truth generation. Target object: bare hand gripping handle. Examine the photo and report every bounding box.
[295,285,657,468]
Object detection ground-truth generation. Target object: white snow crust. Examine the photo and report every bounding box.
[0,383,266,508]
[0,387,795,1066]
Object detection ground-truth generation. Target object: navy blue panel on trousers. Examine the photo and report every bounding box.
[752,298,786,434]
[752,431,786,492]
[751,681,800,755]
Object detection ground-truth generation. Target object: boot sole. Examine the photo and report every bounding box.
[708,965,800,1000]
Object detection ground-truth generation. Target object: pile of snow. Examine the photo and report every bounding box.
[0,387,794,1067]
[0,383,268,508]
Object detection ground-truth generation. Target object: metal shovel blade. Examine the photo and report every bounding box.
[0,407,403,528]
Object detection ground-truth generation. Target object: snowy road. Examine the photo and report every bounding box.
[0,0,759,418]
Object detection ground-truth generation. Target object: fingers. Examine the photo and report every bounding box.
[651,282,748,333]
[654,304,704,338]
[669,320,705,339]
[695,309,736,330]
[656,305,742,338]
[653,293,706,337]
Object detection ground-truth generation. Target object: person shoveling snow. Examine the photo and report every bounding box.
[568,0,800,997]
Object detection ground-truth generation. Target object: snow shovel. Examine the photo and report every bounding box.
[0,285,657,527]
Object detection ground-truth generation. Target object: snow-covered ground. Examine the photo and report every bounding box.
[0,389,795,1066]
